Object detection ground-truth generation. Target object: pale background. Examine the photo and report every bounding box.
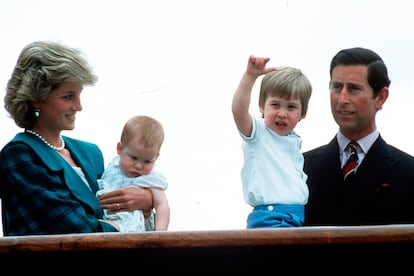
[1,0,414,235]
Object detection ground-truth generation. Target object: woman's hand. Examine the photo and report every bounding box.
[98,186,153,215]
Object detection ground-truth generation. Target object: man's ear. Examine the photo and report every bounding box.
[376,87,389,110]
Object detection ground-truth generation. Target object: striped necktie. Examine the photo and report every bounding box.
[343,141,358,180]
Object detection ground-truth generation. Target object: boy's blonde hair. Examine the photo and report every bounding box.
[259,67,312,117]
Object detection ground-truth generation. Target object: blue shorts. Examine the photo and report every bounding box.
[247,204,304,228]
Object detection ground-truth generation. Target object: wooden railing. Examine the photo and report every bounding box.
[1,224,414,272]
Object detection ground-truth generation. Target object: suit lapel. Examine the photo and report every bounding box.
[66,141,99,193]
[14,133,102,216]
[357,136,397,184]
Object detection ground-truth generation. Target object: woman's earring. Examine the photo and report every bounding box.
[34,108,40,118]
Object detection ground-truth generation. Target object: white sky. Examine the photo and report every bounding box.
[1,0,414,233]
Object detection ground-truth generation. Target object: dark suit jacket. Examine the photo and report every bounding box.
[0,132,118,236]
[303,135,414,226]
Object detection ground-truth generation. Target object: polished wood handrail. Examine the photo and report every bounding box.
[2,225,414,272]
[1,224,414,253]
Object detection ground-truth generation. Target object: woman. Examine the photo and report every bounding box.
[0,41,153,236]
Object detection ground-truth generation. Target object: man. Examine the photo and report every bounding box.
[303,47,414,226]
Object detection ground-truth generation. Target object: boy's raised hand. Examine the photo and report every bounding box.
[246,55,277,76]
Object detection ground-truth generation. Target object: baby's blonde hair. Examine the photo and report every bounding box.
[121,115,164,151]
